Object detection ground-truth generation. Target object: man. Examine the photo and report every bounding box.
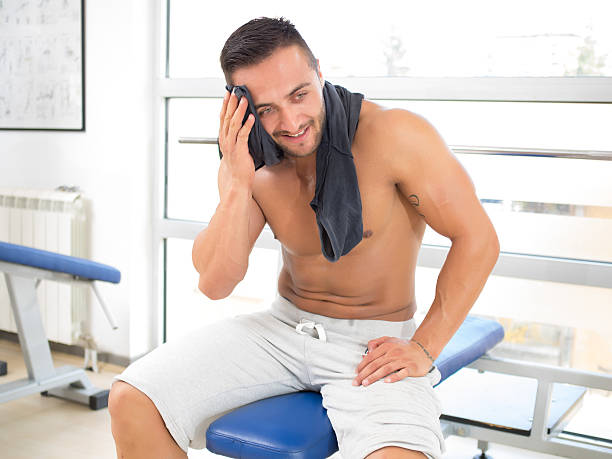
[109,17,499,459]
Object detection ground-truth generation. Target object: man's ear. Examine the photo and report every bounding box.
[316,59,324,87]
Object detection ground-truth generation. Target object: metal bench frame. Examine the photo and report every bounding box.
[421,245,612,459]
[440,355,612,458]
[0,260,117,409]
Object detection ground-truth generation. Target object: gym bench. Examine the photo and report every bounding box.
[0,241,120,410]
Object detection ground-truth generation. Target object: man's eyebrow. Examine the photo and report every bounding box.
[254,82,312,110]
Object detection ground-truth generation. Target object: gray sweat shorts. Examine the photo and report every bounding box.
[115,296,445,458]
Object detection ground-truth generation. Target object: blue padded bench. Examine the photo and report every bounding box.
[206,315,504,458]
[0,241,120,284]
[0,241,120,409]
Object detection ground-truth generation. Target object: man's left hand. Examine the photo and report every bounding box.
[353,336,432,386]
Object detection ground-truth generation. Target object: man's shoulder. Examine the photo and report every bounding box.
[358,100,430,136]
[354,100,433,164]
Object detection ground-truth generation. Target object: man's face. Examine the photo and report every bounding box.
[231,45,325,159]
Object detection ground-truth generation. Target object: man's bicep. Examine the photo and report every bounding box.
[248,196,267,250]
[394,115,484,241]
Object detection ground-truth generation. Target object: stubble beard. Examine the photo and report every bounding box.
[275,104,326,159]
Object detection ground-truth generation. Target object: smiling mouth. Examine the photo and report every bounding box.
[286,128,306,137]
[281,126,310,142]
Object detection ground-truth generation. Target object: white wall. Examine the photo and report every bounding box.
[0,0,155,361]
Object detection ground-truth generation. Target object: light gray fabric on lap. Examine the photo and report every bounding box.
[115,296,445,458]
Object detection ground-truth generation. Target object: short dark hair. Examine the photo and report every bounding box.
[220,17,318,84]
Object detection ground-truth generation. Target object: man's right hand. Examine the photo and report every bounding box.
[218,89,257,199]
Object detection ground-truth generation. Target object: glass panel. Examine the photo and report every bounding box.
[167,97,612,223]
[166,98,222,222]
[415,266,612,373]
[424,154,612,262]
[165,238,278,341]
[169,0,612,78]
[563,389,612,443]
[416,265,612,443]
[379,100,612,152]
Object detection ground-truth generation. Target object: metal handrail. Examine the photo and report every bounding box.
[178,137,218,145]
[177,137,612,160]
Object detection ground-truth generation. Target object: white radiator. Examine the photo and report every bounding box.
[0,187,88,345]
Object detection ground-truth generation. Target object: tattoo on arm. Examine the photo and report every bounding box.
[408,194,425,217]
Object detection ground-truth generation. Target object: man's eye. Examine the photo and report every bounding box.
[259,107,272,116]
[296,92,307,99]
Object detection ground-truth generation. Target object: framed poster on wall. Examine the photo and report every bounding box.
[0,0,85,131]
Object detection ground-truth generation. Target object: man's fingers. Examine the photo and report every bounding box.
[357,342,389,373]
[223,91,239,138]
[367,336,391,354]
[353,359,401,386]
[219,91,229,123]
[220,94,248,157]
[227,97,248,143]
[218,91,230,137]
[231,96,248,127]
[237,114,255,143]
[384,368,410,383]
[354,353,392,383]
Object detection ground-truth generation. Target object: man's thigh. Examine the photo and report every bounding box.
[115,310,307,452]
[317,344,445,459]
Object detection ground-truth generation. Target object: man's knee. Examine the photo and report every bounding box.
[366,446,427,459]
[109,380,157,425]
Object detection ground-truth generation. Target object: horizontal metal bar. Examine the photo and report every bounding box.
[453,146,612,161]
[468,355,612,391]
[178,137,218,145]
[159,220,612,289]
[418,244,612,289]
[158,219,279,251]
[447,419,612,459]
[157,218,206,240]
[177,137,612,160]
[158,76,612,103]
[0,365,86,404]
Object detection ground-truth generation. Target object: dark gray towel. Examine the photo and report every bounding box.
[222,81,364,262]
[221,85,284,170]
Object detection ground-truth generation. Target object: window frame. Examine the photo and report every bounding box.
[152,0,612,346]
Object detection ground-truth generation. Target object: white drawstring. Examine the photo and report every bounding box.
[295,320,327,342]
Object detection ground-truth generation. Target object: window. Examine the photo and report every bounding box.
[168,1,612,78]
[156,1,612,444]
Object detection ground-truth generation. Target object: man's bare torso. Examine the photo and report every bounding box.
[252,100,426,321]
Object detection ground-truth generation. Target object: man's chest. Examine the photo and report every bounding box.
[253,165,399,258]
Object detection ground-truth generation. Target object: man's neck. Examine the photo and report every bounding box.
[287,153,317,182]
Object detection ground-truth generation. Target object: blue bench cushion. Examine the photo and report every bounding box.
[435,315,505,382]
[206,315,505,458]
[207,392,338,459]
[0,241,121,284]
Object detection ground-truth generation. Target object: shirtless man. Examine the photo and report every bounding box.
[109,17,500,459]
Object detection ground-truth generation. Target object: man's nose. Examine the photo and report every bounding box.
[278,107,302,134]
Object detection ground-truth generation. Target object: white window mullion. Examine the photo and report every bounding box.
[158,219,279,250]
[158,78,225,98]
[334,76,612,103]
[158,76,612,102]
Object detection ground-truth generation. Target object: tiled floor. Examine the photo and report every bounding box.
[0,338,569,458]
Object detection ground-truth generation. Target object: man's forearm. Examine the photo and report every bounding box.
[192,185,252,299]
[411,231,500,359]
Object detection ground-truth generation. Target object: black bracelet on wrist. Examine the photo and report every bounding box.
[412,339,436,372]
